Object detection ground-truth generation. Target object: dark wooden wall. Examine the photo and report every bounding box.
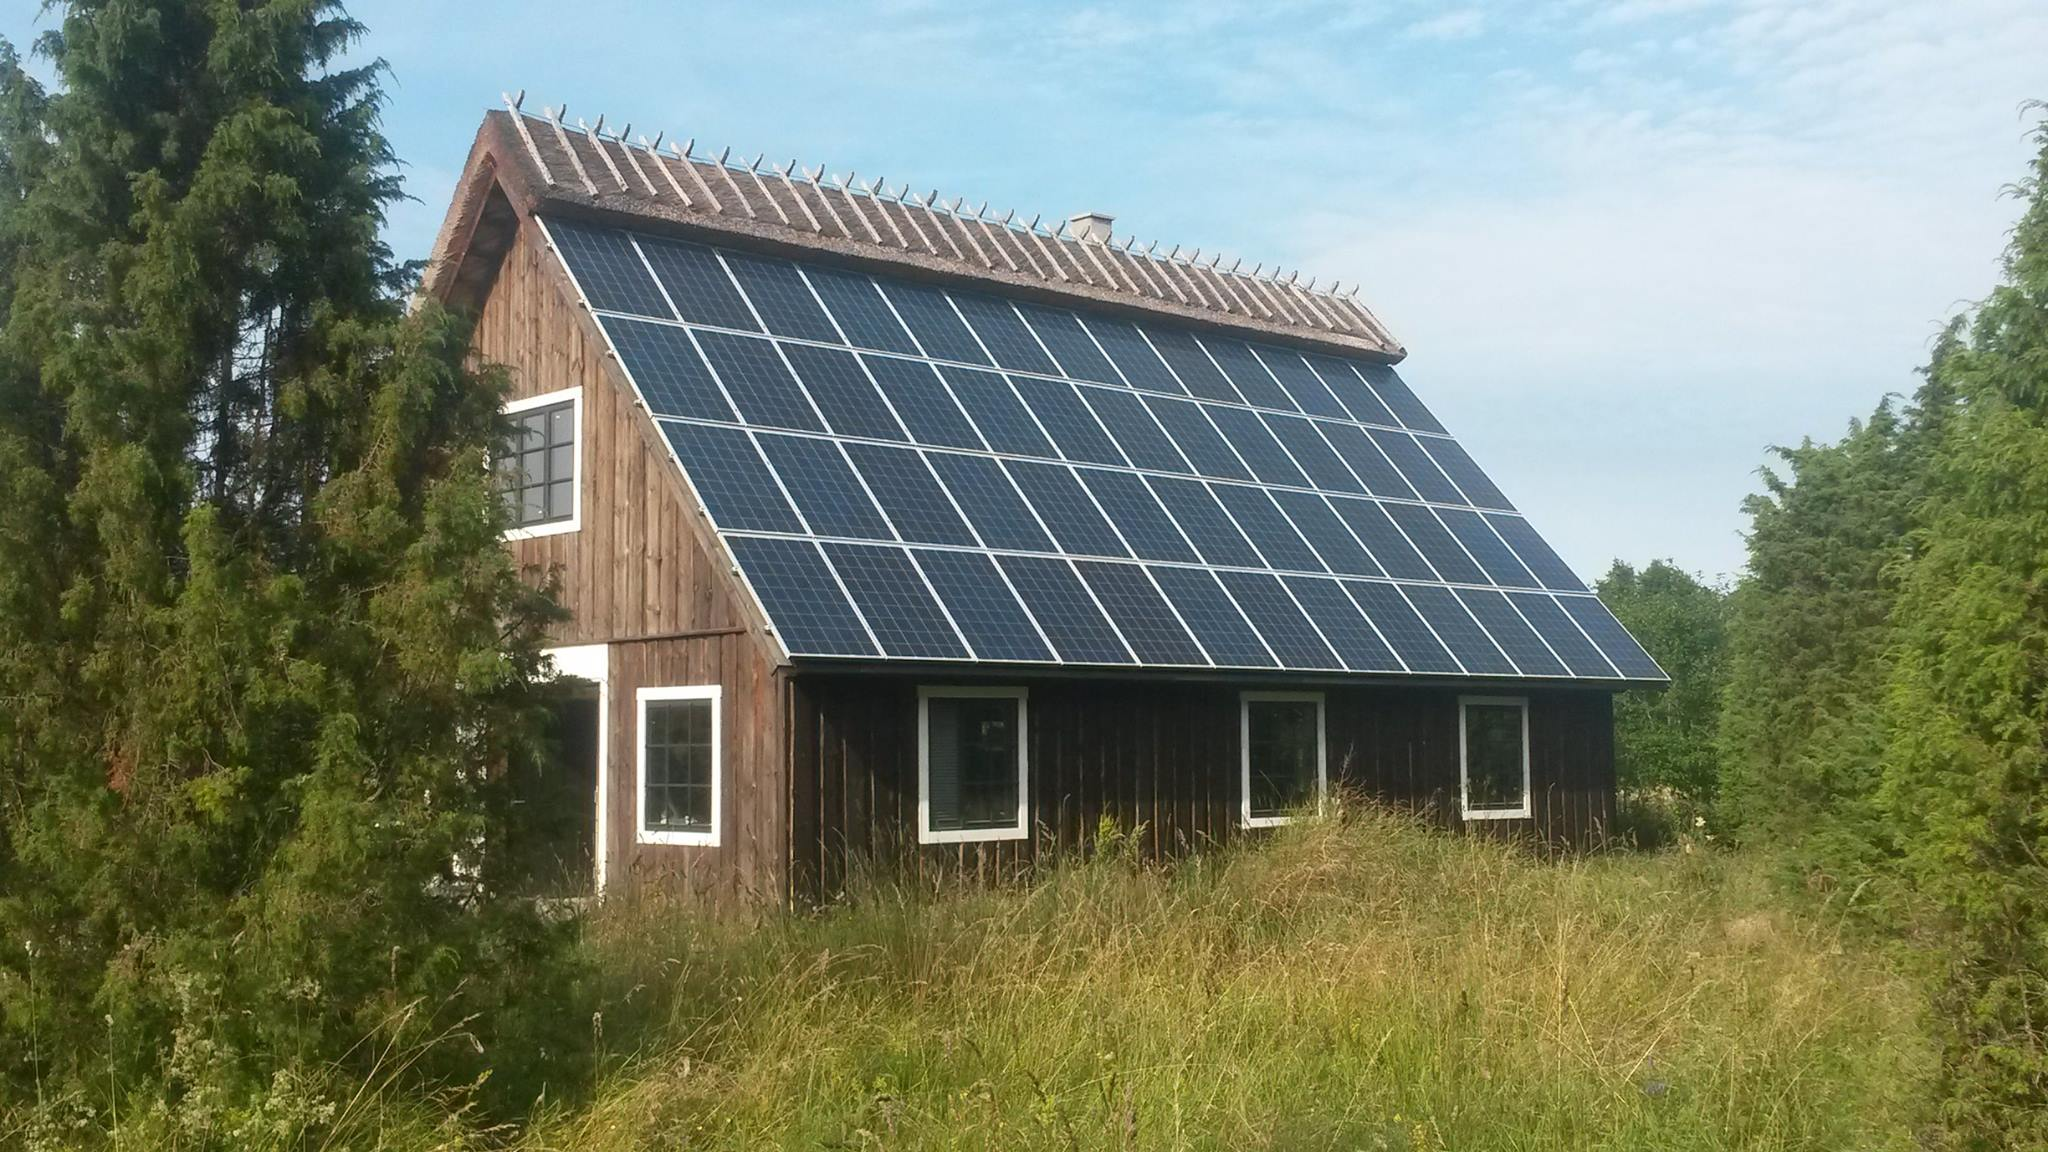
[789,675,1615,897]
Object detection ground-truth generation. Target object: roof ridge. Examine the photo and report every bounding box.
[494,91,1402,356]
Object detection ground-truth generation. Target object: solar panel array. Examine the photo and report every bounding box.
[541,216,1666,682]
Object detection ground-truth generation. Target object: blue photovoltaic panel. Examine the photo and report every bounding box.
[1456,588,1567,677]
[1148,477,1264,568]
[550,215,1662,679]
[1076,561,1207,665]
[822,542,968,658]
[1077,469,1198,563]
[694,331,825,432]
[1005,461,1127,557]
[1149,566,1274,667]
[952,294,1058,374]
[1011,376,1128,466]
[720,253,841,343]
[637,237,759,331]
[1017,303,1121,384]
[997,555,1133,664]
[944,367,1057,456]
[1384,503,1488,585]
[606,318,735,421]
[727,537,877,656]
[1422,438,1514,511]
[1369,428,1466,505]
[1485,513,1585,591]
[925,453,1054,551]
[1210,484,1324,572]
[1507,591,1616,678]
[1144,396,1253,481]
[1345,581,1463,674]
[912,549,1054,662]
[862,356,984,449]
[1403,585,1515,675]
[1357,363,1445,433]
[841,442,977,546]
[1199,337,1296,410]
[1084,317,1185,394]
[880,281,991,364]
[1437,507,1540,589]
[660,423,802,532]
[1080,387,1191,473]
[1304,354,1397,427]
[804,267,920,353]
[1207,406,1309,487]
[1283,576,1402,672]
[1560,596,1666,679]
[546,219,672,316]
[1256,348,1350,419]
[1264,414,1366,494]
[1319,422,1416,499]
[779,343,907,441]
[1329,497,1437,581]
[1143,327,1240,402]
[1216,571,1341,669]
[755,434,894,540]
[1268,490,1381,576]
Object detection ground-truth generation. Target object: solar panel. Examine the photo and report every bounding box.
[1075,561,1207,666]
[552,215,1658,682]
[660,423,802,532]
[608,318,736,421]
[912,549,1054,662]
[803,267,919,353]
[997,555,1132,664]
[925,452,1054,551]
[841,442,977,546]
[727,537,876,656]
[822,542,969,658]
[779,343,907,441]
[637,237,759,331]
[694,331,826,432]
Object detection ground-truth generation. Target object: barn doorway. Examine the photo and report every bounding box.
[506,645,609,900]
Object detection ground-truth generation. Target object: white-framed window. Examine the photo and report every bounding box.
[1459,695,1531,820]
[1241,691,1326,828]
[636,685,721,846]
[918,686,1029,844]
[500,386,583,539]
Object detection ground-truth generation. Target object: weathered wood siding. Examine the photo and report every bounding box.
[789,675,1615,897]
[468,218,790,906]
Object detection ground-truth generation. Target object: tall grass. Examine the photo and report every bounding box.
[527,802,1933,1151]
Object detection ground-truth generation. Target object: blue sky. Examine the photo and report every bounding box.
[5,0,2043,581]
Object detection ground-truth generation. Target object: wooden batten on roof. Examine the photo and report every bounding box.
[424,99,1406,363]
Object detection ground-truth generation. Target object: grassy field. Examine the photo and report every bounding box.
[504,804,1933,1151]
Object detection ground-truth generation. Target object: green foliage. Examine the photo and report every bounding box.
[1597,560,1728,807]
[0,2,584,1143]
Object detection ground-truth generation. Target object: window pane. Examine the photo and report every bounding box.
[548,404,575,445]
[547,444,574,481]
[1464,703,1525,811]
[927,695,1021,832]
[645,698,714,833]
[1247,699,1319,819]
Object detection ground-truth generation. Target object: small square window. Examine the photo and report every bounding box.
[1242,692,1325,827]
[638,685,720,846]
[1460,696,1530,820]
[501,388,582,539]
[919,687,1028,843]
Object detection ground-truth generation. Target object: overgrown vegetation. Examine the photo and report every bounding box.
[1596,560,1728,840]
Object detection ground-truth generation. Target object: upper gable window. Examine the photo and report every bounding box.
[501,387,582,538]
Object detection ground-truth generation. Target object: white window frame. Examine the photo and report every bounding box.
[501,386,584,541]
[1459,695,1532,821]
[1240,690,1327,828]
[917,685,1029,845]
[636,684,721,847]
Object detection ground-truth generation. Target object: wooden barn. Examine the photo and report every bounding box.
[424,98,1667,906]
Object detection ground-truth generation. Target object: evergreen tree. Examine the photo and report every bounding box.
[0,2,577,1141]
[1596,560,1728,806]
